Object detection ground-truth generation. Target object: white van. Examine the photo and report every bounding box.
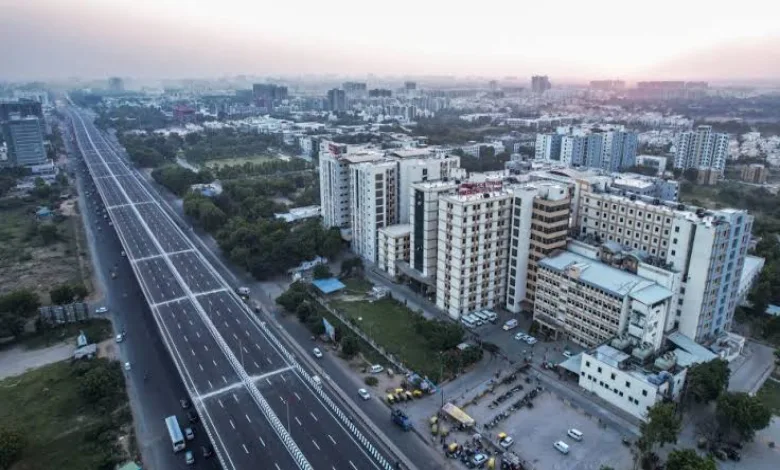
[461,317,477,329]
[464,314,483,327]
[567,429,583,441]
[484,310,498,323]
[472,311,489,323]
[502,319,519,331]
[553,441,570,454]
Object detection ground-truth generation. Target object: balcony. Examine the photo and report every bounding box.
[628,323,644,338]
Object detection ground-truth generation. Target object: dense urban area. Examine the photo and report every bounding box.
[1,75,780,470]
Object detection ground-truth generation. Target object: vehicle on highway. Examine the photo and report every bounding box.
[312,347,323,358]
[165,416,186,452]
[358,388,371,400]
[503,319,518,331]
[180,398,190,409]
[184,427,195,441]
[187,409,199,424]
[370,364,384,374]
[185,450,195,465]
[312,375,322,387]
[202,444,214,458]
[95,306,108,314]
[124,362,131,371]
[115,334,124,343]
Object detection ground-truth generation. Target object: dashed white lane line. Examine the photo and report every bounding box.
[259,436,266,447]
[177,322,181,329]
[311,439,320,450]
[204,345,209,352]
[294,392,301,401]
[280,375,286,383]
[266,378,272,386]
[242,346,249,354]
[218,399,224,408]
[294,416,302,426]
[190,349,195,356]
[349,461,358,470]
[183,334,189,342]
[245,414,252,423]
[198,363,203,371]
[222,375,227,384]
[328,434,336,445]
[233,393,239,403]
[275,464,281,470]
[195,331,200,338]
[242,444,248,454]
[207,379,213,389]
[266,357,273,365]
[253,361,259,369]
[229,419,235,430]
[309,412,318,422]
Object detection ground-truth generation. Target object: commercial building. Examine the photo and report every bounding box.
[505,183,571,313]
[327,89,347,112]
[436,182,511,319]
[252,84,288,104]
[673,125,729,173]
[1,116,47,166]
[531,76,551,93]
[377,224,412,278]
[534,250,673,348]
[740,164,768,184]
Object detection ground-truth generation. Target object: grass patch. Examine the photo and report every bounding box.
[341,276,374,294]
[757,378,780,416]
[0,359,132,470]
[201,155,276,168]
[331,298,440,378]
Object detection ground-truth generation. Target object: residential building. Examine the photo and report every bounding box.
[575,185,752,341]
[1,116,47,166]
[696,167,720,185]
[349,160,398,262]
[327,89,347,112]
[531,76,551,93]
[740,164,768,184]
[610,175,679,202]
[673,125,729,173]
[635,155,668,176]
[589,80,626,91]
[534,250,673,348]
[396,155,460,224]
[737,255,765,305]
[535,128,637,171]
[535,133,562,161]
[505,183,571,313]
[436,182,511,319]
[377,224,412,278]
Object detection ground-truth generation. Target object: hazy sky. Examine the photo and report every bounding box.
[2,0,780,81]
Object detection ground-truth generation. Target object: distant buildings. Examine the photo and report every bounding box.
[535,126,637,171]
[327,89,347,112]
[252,84,288,109]
[740,164,768,184]
[673,125,729,174]
[108,77,124,92]
[635,155,668,176]
[368,88,392,98]
[631,81,708,100]
[1,116,47,166]
[531,76,552,94]
[590,80,625,91]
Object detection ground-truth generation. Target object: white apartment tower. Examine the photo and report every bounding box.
[319,142,383,229]
[674,125,729,173]
[436,182,511,319]
[397,156,460,224]
[349,160,398,262]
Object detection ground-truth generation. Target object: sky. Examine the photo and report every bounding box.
[1,0,780,82]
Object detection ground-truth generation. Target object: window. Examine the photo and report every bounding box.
[585,361,591,367]
[642,390,648,397]
[597,367,602,373]
[625,381,631,388]
[610,373,616,380]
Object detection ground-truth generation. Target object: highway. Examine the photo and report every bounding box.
[68,107,398,470]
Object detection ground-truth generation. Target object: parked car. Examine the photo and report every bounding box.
[525,337,538,345]
[202,444,214,458]
[95,306,108,314]
[369,364,384,374]
[184,427,195,441]
[124,362,131,371]
[513,332,527,341]
[115,334,124,343]
[185,450,195,465]
[563,351,573,358]
[503,319,518,331]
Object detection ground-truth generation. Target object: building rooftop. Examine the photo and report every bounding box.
[540,250,669,298]
[379,224,412,237]
[630,284,673,306]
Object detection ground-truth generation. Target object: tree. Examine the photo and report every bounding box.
[715,392,771,443]
[638,402,682,462]
[38,223,58,245]
[295,302,313,323]
[685,359,730,404]
[78,360,123,407]
[50,284,74,305]
[0,427,25,470]
[775,348,780,365]
[341,335,360,358]
[312,264,331,280]
[665,449,716,470]
[0,290,40,316]
[71,284,88,300]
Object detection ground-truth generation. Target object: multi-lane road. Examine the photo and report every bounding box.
[68,107,401,470]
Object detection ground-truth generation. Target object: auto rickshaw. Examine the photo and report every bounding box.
[487,456,496,469]
[386,394,395,404]
[413,389,423,398]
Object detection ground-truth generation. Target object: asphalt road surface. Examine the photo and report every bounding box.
[67,107,397,470]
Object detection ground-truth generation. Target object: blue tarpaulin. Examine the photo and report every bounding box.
[312,278,346,294]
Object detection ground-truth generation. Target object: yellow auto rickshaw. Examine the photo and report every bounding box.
[386,394,395,404]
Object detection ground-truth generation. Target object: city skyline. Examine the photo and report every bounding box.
[2,0,780,82]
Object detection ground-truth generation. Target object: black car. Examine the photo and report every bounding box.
[202,444,214,459]
[187,410,199,424]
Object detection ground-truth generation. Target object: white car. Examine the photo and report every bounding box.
[499,436,515,448]
[369,364,384,374]
[358,388,371,400]
[514,332,527,341]
[563,351,573,358]
[115,334,124,343]
[124,362,131,371]
[312,348,323,358]
[525,337,538,345]
[95,306,108,314]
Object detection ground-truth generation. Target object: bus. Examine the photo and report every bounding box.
[165,415,186,452]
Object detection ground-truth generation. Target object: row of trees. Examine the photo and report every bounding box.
[95,105,169,133]
[151,165,214,196]
[182,128,283,162]
[0,290,40,339]
[49,283,89,305]
[211,159,312,180]
[120,133,178,167]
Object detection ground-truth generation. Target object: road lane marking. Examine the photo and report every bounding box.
[177,322,181,329]
[266,378,272,385]
[222,375,227,384]
[218,399,224,408]
[242,346,248,354]
[212,359,218,366]
[232,332,238,339]
[207,379,213,389]
[198,363,203,371]
[309,412,318,422]
[195,331,200,338]
[312,439,320,450]
[242,443,249,454]
[275,464,281,470]
[245,414,252,423]
[233,393,239,403]
[349,461,358,470]
[328,434,336,445]
[204,345,209,352]
[266,357,273,365]
[253,361,259,369]
[280,375,286,383]
[259,436,266,447]
[229,419,235,429]
[295,417,302,426]
[294,392,301,401]
[183,335,188,342]
[191,349,195,356]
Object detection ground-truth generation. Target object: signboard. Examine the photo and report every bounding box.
[322,318,336,341]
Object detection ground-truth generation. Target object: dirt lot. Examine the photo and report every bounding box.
[0,197,92,303]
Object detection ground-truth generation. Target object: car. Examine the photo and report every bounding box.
[369,364,384,374]
[201,444,214,458]
[108,222,113,226]
[499,436,515,448]
[525,337,538,345]
[470,453,488,468]
[187,409,199,424]
[95,306,108,314]
[563,351,573,358]
[120,250,126,257]
[513,332,527,341]
[185,450,195,465]
[554,440,570,454]
[115,334,124,343]
[358,388,371,400]
[312,347,323,358]
[502,319,518,331]
[180,398,190,409]
[124,362,131,371]
[311,375,322,387]
[184,427,195,441]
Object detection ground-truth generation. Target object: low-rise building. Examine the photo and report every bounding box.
[377,224,412,279]
[740,163,768,184]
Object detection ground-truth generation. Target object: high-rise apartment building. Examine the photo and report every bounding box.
[436,181,511,319]
[535,133,562,161]
[252,84,288,108]
[327,89,347,112]
[536,128,637,171]
[377,224,411,278]
[1,116,47,166]
[575,185,752,341]
[396,155,460,223]
[673,125,729,173]
[505,183,571,312]
[349,160,398,262]
[531,76,552,93]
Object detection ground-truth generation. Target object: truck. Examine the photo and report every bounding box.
[391,409,412,431]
